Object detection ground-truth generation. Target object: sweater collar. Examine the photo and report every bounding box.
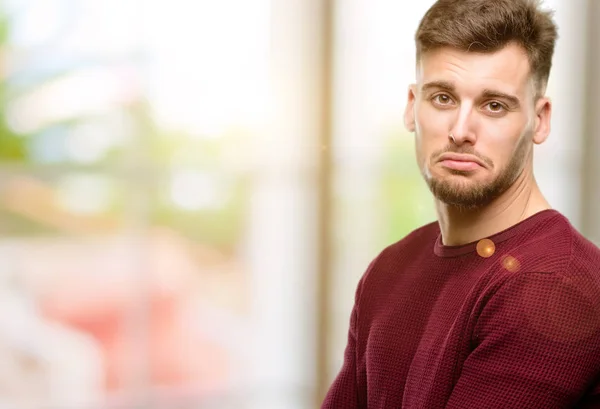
[433,209,562,258]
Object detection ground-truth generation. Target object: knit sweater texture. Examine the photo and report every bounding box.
[322,210,600,408]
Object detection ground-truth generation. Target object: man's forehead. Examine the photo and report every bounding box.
[416,44,533,95]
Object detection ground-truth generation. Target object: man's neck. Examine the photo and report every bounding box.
[435,168,551,246]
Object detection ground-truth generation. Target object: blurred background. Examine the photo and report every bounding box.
[0,0,598,408]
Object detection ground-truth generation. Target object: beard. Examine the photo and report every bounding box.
[420,128,532,209]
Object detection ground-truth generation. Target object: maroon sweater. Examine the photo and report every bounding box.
[323,210,600,408]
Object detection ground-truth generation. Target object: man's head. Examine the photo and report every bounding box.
[404,0,558,209]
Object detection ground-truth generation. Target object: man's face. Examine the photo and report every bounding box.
[404,43,551,208]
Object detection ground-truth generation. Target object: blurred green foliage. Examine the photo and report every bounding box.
[0,9,27,162]
[378,128,435,248]
[132,102,251,252]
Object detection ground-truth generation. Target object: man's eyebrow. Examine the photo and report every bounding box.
[421,80,455,93]
[481,89,521,108]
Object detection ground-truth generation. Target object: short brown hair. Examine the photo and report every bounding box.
[415,0,558,92]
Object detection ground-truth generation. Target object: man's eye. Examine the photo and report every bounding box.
[486,101,505,112]
[433,94,452,104]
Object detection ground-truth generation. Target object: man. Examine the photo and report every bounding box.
[322,0,600,408]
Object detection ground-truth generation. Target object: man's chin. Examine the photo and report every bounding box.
[427,179,492,208]
[429,176,482,192]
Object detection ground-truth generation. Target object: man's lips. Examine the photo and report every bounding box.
[438,153,486,171]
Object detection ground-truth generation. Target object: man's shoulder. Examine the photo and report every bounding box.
[357,220,440,291]
[567,223,600,276]
[505,213,600,318]
[374,220,440,264]
[515,211,600,279]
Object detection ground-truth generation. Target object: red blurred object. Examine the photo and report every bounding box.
[39,272,229,395]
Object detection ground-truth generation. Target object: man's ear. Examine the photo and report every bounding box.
[533,96,552,145]
[404,84,417,132]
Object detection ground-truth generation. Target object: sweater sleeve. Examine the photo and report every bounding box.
[446,272,600,409]
[321,277,364,409]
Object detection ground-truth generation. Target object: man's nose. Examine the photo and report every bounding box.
[448,105,477,145]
